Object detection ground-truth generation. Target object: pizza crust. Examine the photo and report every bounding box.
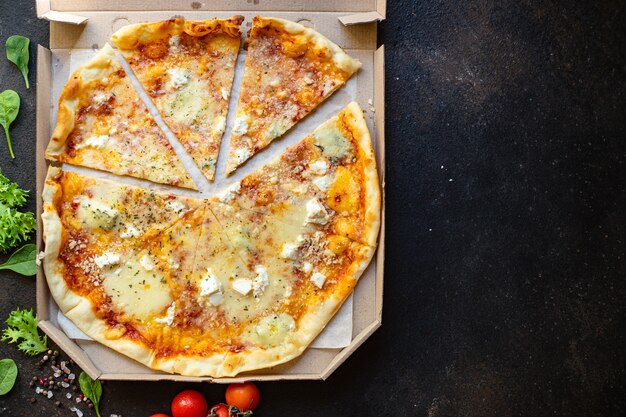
[257,16,361,74]
[342,102,381,248]
[45,46,117,160]
[111,16,244,48]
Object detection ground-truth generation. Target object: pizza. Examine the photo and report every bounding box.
[42,16,380,378]
[111,17,243,180]
[42,100,379,377]
[45,44,196,189]
[224,16,361,175]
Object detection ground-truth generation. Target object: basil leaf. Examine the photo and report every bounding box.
[0,244,37,276]
[0,90,20,159]
[79,372,102,417]
[5,35,30,89]
[0,358,18,395]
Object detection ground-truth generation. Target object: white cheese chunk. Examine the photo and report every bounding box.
[280,243,298,260]
[313,174,334,192]
[167,68,190,89]
[93,93,111,104]
[154,302,176,326]
[308,159,329,175]
[93,252,120,269]
[221,87,229,100]
[218,182,241,203]
[232,278,253,296]
[233,148,252,165]
[76,135,109,150]
[213,116,226,134]
[199,269,220,297]
[166,200,187,215]
[310,271,327,289]
[208,292,224,306]
[169,35,180,47]
[305,199,331,225]
[120,224,140,238]
[253,265,269,298]
[284,286,293,298]
[303,76,314,85]
[302,262,313,274]
[232,116,249,136]
[139,254,154,271]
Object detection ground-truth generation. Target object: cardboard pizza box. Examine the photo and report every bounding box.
[34,0,386,382]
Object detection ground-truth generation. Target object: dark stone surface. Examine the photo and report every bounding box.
[1,1,624,416]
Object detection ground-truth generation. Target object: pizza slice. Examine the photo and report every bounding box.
[215,101,380,247]
[41,167,204,256]
[224,16,361,174]
[111,17,244,180]
[44,200,208,364]
[45,44,196,189]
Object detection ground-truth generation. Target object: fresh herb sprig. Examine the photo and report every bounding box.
[79,372,103,417]
[1,309,47,356]
[0,90,20,159]
[0,169,35,252]
[0,243,37,276]
[6,35,30,89]
[0,359,17,395]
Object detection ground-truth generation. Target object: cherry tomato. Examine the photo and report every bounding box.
[150,414,170,417]
[225,382,260,411]
[208,403,230,417]
[171,389,207,417]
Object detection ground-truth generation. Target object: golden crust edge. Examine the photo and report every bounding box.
[151,245,375,377]
[111,16,244,50]
[45,44,119,160]
[255,16,361,75]
[343,101,381,248]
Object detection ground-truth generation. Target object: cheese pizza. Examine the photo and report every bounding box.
[111,17,243,181]
[45,44,196,189]
[42,102,379,377]
[225,16,361,174]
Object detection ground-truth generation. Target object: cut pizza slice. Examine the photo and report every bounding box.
[111,17,244,180]
[44,202,208,364]
[46,44,196,189]
[41,167,204,257]
[215,101,380,248]
[225,16,361,174]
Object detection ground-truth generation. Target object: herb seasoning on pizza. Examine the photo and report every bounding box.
[45,44,196,189]
[111,17,243,181]
[225,16,361,174]
[42,102,379,377]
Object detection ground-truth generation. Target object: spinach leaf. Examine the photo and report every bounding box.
[0,90,20,159]
[79,372,102,417]
[0,244,37,276]
[6,35,30,89]
[0,358,18,395]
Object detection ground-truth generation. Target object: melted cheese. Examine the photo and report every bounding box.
[246,313,295,348]
[76,198,119,230]
[232,116,250,136]
[327,166,359,213]
[75,135,109,150]
[312,125,351,160]
[102,258,172,320]
[163,79,213,124]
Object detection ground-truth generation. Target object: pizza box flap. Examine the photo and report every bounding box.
[37,0,386,25]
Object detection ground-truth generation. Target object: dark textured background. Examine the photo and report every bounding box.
[1,1,625,416]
